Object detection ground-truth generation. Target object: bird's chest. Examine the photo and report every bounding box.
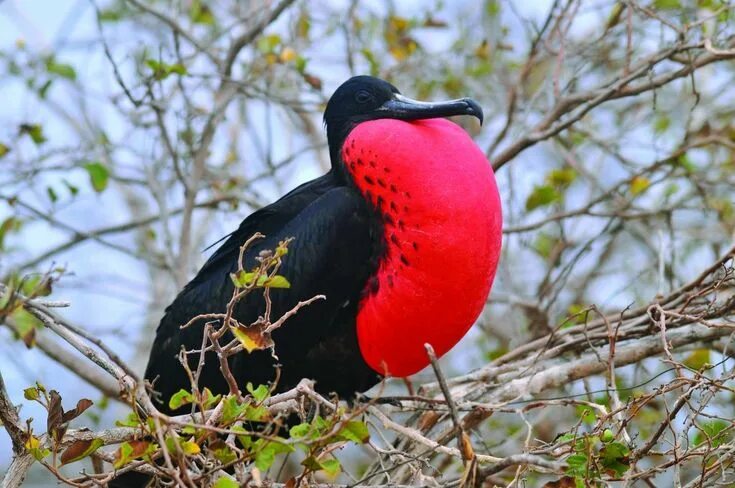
[342,118,502,377]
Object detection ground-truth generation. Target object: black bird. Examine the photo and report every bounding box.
[144,75,502,415]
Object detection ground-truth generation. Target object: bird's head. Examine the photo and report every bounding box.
[324,75,483,163]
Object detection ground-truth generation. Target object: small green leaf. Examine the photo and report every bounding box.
[525,185,561,211]
[654,115,670,133]
[289,422,311,439]
[45,56,77,81]
[337,421,370,444]
[230,271,290,289]
[46,186,58,203]
[145,59,187,80]
[23,387,39,401]
[246,383,269,403]
[684,349,710,370]
[83,162,110,193]
[256,34,281,53]
[0,217,21,250]
[11,308,41,347]
[263,275,290,288]
[0,143,9,158]
[221,395,247,423]
[113,440,155,468]
[63,179,79,197]
[252,439,293,471]
[19,124,47,145]
[565,453,588,477]
[230,271,255,288]
[547,167,577,188]
[201,387,221,409]
[25,435,51,461]
[600,441,630,476]
[213,477,239,488]
[168,389,194,410]
[654,0,680,9]
[694,419,730,447]
[320,458,341,476]
[189,0,215,25]
[115,412,142,428]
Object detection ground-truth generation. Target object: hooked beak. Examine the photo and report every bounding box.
[377,93,484,126]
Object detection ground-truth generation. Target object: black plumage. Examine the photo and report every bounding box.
[145,172,385,414]
[143,76,483,414]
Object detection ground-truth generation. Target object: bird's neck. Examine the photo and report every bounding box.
[341,118,503,377]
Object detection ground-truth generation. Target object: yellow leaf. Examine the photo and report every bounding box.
[25,436,40,450]
[232,324,273,353]
[279,47,297,63]
[684,349,710,370]
[181,439,201,455]
[630,176,650,196]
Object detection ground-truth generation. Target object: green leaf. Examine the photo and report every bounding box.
[113,440,155,468]
[525,185,561,211]
[210,439,238,464]
[246,383,269,403]
[547,167,577,188]
[256,34,281,53]
[485,0,500,17]
[25,436,51,461]
[168,389,194,410]
[83,162,110,192]
[694,419,730,447]
[11,308,41,347]
[0,143,9,158]
[654,115,670,133]
[189,0,215,25]
[201,387,221,409]
[320,458,341,477]
[230,271,255,288]
[23,386,39,401]
[145,59,187,80]
[0,217,22,250]
[46,186,58,203]
[19,124,47,145]
[654,0,681,9]
[98,7,125,22]
[63,179,79,197]
[337,420,370,444]
[684,349,710,370]
[45,57,77,81]
[230,271,290,289]
[253,439,292,471]
[60,438,104,465]
[221,395,248,423]
[600,441,630,476]
[289,422,311,439]
[115,412,142,428]
[213,477,239,488]
[263,275,290,288]
[565,453,588,477]
[675,153,696,172]
[21,275,52,297]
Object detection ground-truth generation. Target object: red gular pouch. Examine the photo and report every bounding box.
[342,118,503,377]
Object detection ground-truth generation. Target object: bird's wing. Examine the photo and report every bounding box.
[144,175,380,410]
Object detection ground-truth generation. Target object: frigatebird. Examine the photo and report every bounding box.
[145,76,503,415]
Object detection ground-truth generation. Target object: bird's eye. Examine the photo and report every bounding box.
[355,90,373,104]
